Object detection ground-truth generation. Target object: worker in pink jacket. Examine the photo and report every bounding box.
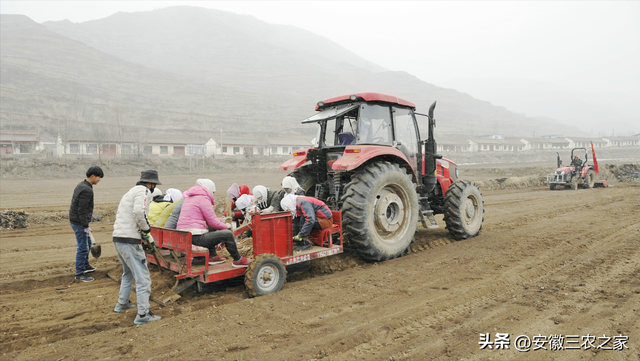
[177,179,251,267]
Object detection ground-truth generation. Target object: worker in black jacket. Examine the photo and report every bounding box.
[69,166,104,282]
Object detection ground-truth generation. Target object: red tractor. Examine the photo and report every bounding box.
[547,147,598,190]
[281,92,484,262]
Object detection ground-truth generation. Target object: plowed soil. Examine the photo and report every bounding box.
[1,173,639,360]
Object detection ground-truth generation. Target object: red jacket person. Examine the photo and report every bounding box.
[280,194,333,251]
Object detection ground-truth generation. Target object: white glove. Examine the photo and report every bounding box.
[261,206,274,214]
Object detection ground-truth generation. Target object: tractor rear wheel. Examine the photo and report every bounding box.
[244,254,287,297]
[341,161,418,262]
[443,180,484,240]
[584,169,596,188]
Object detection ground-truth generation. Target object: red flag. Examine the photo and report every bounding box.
[591,141,599,174]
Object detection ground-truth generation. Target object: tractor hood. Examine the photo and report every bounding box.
[555,166,574,173]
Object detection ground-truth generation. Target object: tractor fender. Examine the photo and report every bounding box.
[332,145,417,181]
[280,148,316,171]
[436,158,457,195]
[580,166,592,178]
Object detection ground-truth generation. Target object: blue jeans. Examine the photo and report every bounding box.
[114,242,151,315]
[71,223,90,276]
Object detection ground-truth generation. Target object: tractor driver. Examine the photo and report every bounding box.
[571,155,582,167]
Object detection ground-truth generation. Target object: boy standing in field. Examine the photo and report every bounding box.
[69,166,103,282]
[111,169,162,325]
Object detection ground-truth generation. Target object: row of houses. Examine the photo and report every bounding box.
[438,135,640,153]
[1,131,638,157]
[0,132,311,158]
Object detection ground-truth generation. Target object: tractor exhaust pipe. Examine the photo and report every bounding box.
[423,101,439,194]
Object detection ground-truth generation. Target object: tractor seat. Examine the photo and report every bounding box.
[338,132,355,145]
[310,211,342,247]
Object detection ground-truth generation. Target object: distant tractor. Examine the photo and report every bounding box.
[547,147,602,190]
[281,92,484,262]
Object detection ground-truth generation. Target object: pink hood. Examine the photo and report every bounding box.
[176,185,227,232]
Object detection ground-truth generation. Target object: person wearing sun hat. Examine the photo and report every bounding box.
[111,169,162,325]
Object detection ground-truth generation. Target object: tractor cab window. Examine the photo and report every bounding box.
[337,115,358,145]
[393,107,419,169]
[318,118,339,147]
[315,109,359,148]
[356,104,392,145]
[304,103,359,148]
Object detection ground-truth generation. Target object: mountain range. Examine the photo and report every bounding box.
[1,6,586,142]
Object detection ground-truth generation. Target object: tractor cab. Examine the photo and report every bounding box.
[281,92,446,206]
[303,96,420,171]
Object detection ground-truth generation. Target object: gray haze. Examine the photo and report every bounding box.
[2,1,639,135]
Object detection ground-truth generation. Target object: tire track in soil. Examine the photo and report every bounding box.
[411,219,640,360]
[236,185,638,360]
[314,187,640,360]
[1,184,638,360]
[0,225,460,354]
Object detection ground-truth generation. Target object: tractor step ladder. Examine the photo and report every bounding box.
[418,196,440,229]
[421,210,440,229]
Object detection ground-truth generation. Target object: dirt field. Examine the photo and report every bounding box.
[1,171,639,360]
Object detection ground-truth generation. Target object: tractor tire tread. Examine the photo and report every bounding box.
[340,161,418,262]
[443,180,484,240]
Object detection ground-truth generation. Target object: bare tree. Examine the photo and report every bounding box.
[111,103,127,156]
[6,109,17,160]
[56,84,84,155]
[91,121,111,163]
[54,116,75,155]
[130,112,154,159]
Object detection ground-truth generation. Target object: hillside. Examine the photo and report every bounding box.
[1,9,585,141]
[0,14,311,140]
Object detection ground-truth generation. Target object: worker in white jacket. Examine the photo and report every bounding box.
[111,169,162,325]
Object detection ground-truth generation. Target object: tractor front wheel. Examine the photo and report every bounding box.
[570,177,578,190]
[244,254,287,297]
[341,161,418,262]
[443,180,484,240]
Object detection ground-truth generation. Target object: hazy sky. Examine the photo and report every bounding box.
[2,1,639,133]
